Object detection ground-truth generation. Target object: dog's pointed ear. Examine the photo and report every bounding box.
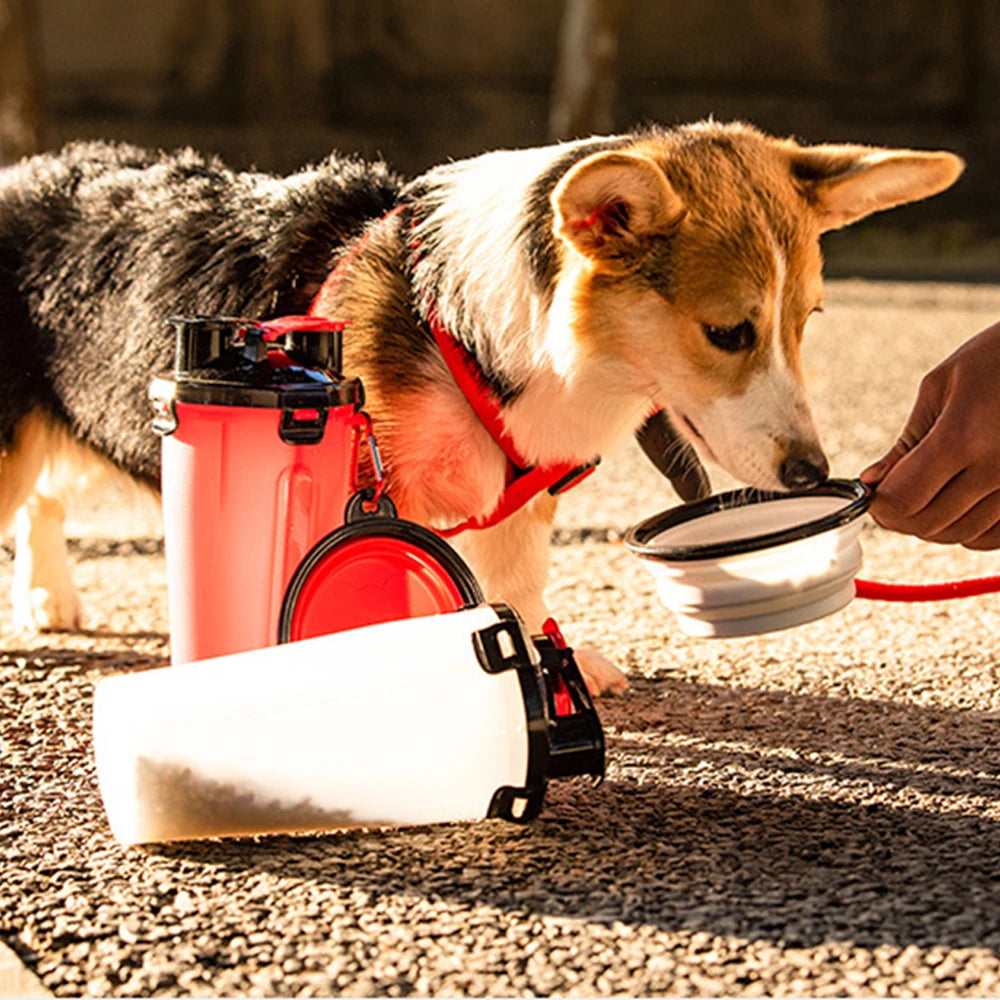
[552,151,685,270]
[790,143,964,232]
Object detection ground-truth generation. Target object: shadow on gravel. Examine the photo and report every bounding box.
[0,644,168,674]
[141,677,1000,956]
[0,538,164,562]
[618,676,1000,803]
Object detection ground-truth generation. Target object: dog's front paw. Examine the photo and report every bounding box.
[12,584,83,633]
[574,646,629,696]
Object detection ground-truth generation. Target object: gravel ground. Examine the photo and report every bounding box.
[4,279,1000,997]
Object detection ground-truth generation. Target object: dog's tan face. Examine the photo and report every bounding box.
[551,124,964,490]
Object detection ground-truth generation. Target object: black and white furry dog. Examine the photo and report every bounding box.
[0,125,962,692]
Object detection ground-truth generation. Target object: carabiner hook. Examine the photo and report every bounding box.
[357,411,386,504]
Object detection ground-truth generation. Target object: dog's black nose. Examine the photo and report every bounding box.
[780,453,829,490]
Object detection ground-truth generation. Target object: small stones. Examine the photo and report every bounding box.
[6,282,1000,995]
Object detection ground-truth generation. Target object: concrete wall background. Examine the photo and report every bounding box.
[26,0,1000,232]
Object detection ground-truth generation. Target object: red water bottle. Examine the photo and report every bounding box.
[150,316,362,664]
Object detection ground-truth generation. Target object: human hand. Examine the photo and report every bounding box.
[859,320,1000,549]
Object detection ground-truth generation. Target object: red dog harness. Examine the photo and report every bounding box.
[309,208,599,536]
[424,309,599,536]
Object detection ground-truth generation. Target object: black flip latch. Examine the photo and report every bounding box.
[279,403,329,444]
[240,325,269,364]
[534,636,605,782]
[472,618,533,675]
[487,785,546,823]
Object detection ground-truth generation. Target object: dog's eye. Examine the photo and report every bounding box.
[703,320,756,353]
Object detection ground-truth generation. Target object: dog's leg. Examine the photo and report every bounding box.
[453,493,628,695]
[12,482,81,632]
[454,493,556,632]
[573,648,628,696]
[0,412,82,633]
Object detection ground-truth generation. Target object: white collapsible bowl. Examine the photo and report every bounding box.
[624,479,871,638]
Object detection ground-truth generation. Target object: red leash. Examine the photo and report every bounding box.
[854,575,1000,601]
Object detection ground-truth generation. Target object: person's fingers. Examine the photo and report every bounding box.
[860,369,945,489]
[867,424,965,527]
[863,321,1000,543]
[859,440,908,486]
[918,480,1000,544]
[963,518,1000,550]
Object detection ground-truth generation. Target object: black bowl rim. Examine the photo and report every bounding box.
[624,478,872,562]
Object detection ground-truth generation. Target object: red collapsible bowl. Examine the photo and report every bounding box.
[278,517,484,642]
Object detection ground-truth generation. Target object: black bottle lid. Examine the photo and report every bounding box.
[150,315,363,438]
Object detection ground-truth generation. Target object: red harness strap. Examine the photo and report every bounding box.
[425,308,598,536]
[310,205,406,311]
[307,207,598,536]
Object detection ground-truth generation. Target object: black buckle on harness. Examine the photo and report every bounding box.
[547,458,601,496]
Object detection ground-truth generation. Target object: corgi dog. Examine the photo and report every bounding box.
[0,122,962,692]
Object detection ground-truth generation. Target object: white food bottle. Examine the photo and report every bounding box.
[93,604,604,844]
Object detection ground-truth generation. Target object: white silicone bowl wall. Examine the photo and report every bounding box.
[626,482,871,638]
[641,518,865,637]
